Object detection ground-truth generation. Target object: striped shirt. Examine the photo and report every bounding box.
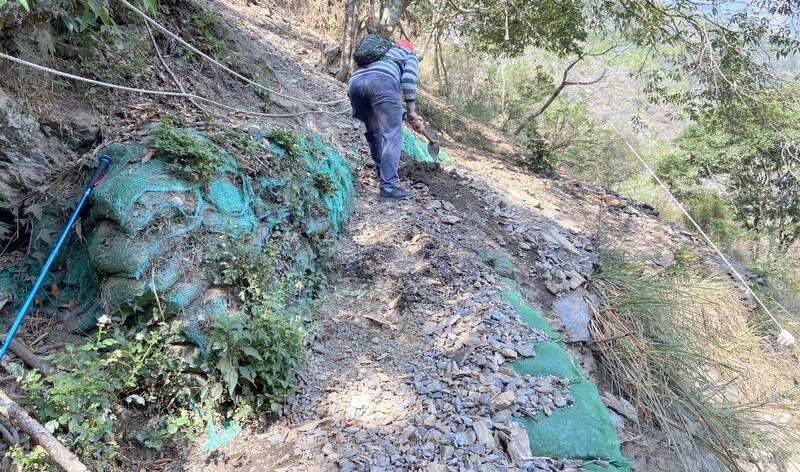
[351,45,419,111]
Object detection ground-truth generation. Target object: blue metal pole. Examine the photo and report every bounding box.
[0,155,112,362]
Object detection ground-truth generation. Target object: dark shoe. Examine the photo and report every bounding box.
[380,187,413,201]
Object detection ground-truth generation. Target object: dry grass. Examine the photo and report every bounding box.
[590,247,800,471]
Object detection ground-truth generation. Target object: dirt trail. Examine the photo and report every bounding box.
[171,2,712,470]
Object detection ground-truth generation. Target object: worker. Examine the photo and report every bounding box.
[348,36,425,201]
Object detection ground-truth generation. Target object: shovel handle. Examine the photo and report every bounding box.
[420,129,439,145]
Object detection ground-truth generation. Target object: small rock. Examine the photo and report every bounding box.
[500,348,518,359]
[503,423,532,464]
[552,289,593,342]
[553,393,568,408]
[565,270,586,290]
[623,205,640,216]
[422,321,438,335]
[601,392,638,423]
[440,214,462,225]
[490,391,517,411]
[425,463,448,472]
[442,201,456,211]
[515,344,535,358]
[654,252,674,267]
[473,419,496,449]
[374,453,390,467]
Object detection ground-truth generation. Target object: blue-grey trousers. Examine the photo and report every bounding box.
[348,73,404,192]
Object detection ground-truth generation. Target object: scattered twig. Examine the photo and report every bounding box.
[0,337,57,377]
[363,315,397,330]
[0,390,88,472]
[0,417,19,445]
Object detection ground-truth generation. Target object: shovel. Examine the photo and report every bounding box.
[420,129,441,161]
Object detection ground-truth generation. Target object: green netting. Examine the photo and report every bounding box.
[402,128,451,163]
[495,278,630,471]
[510,341,582,381]
[0,129,354,349]
[514,381,627,470]
[179,295,229,350]
[497,278,559,340]
[202,419,242,453]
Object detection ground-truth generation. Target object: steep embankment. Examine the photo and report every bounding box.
[1,0,796,470]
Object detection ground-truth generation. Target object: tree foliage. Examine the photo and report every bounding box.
[669,86,800,245]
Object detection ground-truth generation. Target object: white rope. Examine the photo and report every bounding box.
[119,0,349,107]
[584,95,795,346]
[0,52,350,118]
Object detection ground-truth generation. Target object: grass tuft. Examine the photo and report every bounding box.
[591,246,800,470]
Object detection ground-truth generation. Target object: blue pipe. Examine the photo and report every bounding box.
[0,155,112,362]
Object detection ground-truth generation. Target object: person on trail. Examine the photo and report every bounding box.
[348,36,426,201]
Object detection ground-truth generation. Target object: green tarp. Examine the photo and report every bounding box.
[497,277,630,471]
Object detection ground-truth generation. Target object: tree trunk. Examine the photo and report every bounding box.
[336,0,359,82]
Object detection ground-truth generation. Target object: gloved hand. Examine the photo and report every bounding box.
[406,110,426,134]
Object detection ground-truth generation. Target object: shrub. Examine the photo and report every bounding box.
[683,191,747,250]
[153,124,227,181]
[204,312,306,419]
[209,238,307,418]
[10,325,195,465]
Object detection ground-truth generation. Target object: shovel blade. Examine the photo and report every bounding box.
[427,141,440,160]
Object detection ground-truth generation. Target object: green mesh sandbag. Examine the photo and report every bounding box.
[90,144,201,235]
[402,128,451,163]
[496,279,630,470]
[6,128,355,362]
[515,380,629,470]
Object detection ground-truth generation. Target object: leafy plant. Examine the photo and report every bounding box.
[10,324,199,466]
[132,415,193,450]
[207,238,307,419]
[267,128,303,160]
[218,128,267,158]
[185,10,227,56]
[204,311,306,419]
[8,445,57,471]
[314,173,337,197]
[153,124,227,181]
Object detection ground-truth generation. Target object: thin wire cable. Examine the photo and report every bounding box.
[119,0,349,106]
[0,52,350,118]
[584,95,789,334]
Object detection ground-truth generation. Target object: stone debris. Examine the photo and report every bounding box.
[601,392,639,423]
[499,422,533,464]
[440,214,462,224]
[552,290,594,342]
[243,172,580,471]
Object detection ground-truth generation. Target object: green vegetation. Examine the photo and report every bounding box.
[668,88,800,247]
[0,0,158,33]
[314,173,337,197]
[9,324,198,465]
[205,312,305,419]
[218,128,268,158]
[591,247,800,470]
[153,123,228,181]
[185,10,227,56]
[10,236,313,467]
[267,128,303,160]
